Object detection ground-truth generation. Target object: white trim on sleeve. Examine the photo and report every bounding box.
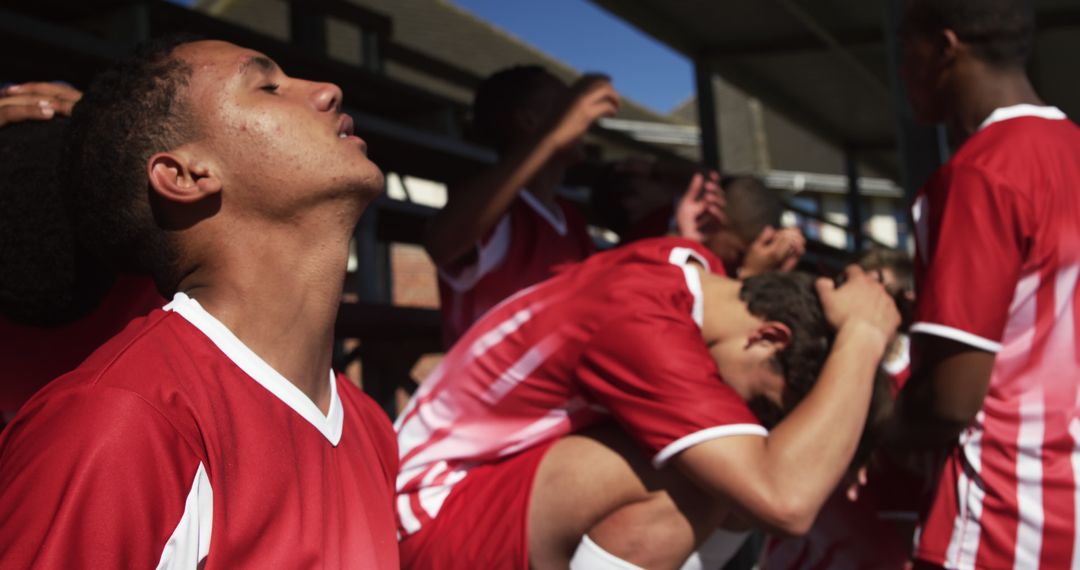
[652,424,768,468]
[438,214,513,292]
[156,462,213,570]
[910,322,1003,353]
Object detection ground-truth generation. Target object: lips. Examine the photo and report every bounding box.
[336,114,368,153]
[336,114,354,138]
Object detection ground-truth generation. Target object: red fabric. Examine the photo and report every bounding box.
[397,237,764,548]
[437,194,594,347]
[0,303,399,568]
[399,440,555,570]
[911,112,1080,569]
[0,274,164,414]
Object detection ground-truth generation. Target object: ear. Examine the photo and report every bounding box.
[148,151,223,204]
[747,321,792,352]
[939,29,961,66]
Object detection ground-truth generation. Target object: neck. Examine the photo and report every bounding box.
[697,269,753,345]
[176,214,354,413]
[949,64,1043,139]
[524,160,566,211]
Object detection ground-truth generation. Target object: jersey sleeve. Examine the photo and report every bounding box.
[911,163,1030,352]
[575,309,766,469]
[0,385,207,568]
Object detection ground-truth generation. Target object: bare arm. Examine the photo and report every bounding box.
[423,76,619,267]
[887,336,994,449]
[674,267,899,535]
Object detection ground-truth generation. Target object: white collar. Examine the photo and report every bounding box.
[520,189,567,236]
[667,246,712,328]
[165,292,344,446]
[978,104,1066,131]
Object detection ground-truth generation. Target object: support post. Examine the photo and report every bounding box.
[846,149,864,252]
[694,60,721,170]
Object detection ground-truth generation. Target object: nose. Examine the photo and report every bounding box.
[310,81,343,114]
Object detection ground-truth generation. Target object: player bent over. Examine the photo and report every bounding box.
[395,236,899,569]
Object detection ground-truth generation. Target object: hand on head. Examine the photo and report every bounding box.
[741,226,807,277]
[815,265,901,343]
[674,170,727,243]
[546,74,619,151]
[0,82,82,127]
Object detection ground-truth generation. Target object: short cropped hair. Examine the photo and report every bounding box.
[62,34,200,295]
[740,271,834,426]
[471,65,552,152]
[723,175,784,245]
[0,117,113,325]
[903,0,1035,68]
[857,248,914,293]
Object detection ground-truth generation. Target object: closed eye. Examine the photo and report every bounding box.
[260,83,280,93]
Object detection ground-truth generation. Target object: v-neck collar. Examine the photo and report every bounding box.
[520,189,568,236]
[165,292,344,446]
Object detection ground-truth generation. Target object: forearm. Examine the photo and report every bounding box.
[424,134,560,265]
[759,322,887,525]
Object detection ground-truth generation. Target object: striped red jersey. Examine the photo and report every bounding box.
[436,190,594,347]
[396,237,766,538]
[910,105,1080,569]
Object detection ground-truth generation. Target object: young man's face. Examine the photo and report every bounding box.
[175,40,383,219]
[709,335,787,415]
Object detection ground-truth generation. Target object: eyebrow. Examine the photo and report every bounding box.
[239,55,278,76]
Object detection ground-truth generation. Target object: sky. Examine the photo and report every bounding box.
[447,0,693,115]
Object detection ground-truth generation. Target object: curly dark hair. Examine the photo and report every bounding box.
[739,271,835,426]
[903,0,1035,68]
[62,34,201,296]
[471,65,553,153]
[0,117,115,325]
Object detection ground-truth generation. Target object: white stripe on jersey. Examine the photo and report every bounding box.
[497,398,589,458]
[1015,391,1046,569]
[418,466,468,522]
[947,418,984,570]
[483,333,569,404]
[156,462,213,569]
[397,493,422,535]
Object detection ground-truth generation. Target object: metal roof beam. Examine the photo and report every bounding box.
[772,0,890,97]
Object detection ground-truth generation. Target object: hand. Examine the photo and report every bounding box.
[0,82,82,127]
[740,226,806,277]
[674,170,727,242]
[815,265,900,341]
[545,74,620,151]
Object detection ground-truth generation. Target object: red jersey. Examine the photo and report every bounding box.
[910,105,1080,569]
[0,274,164,424]
[0,293,399,568]
[397,237,766,538]
[437,190,594,346]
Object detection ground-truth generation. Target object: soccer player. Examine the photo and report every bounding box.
[703,175,806,279]
[890,1,1080,568]
[0,85,165,427]
[0,37,398,567]
[396,236,899,569]
[424,66,730,347]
